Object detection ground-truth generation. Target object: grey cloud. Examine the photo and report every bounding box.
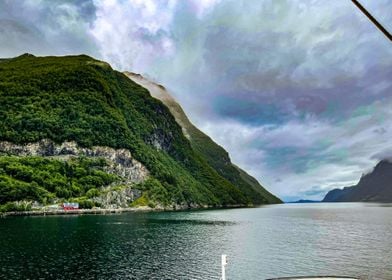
[0,0,98,57]
[371,149,392,161]
[0,19,46,57]
[200,98,392,200]
[0,0,391,201]
[156,0,392,129]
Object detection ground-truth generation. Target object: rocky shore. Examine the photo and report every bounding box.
[0,204,248,217]
[0,206,155,217]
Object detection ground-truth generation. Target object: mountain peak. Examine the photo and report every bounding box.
[18,53,35,58]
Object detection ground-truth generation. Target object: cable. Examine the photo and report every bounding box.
[351,0,392,42]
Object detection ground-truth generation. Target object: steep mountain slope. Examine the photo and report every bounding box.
[323,186,355,202]
[322,160,392,202]
[125,72,281,204]
[0,54,280,211]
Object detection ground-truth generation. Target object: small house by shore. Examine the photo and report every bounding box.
[62,202,79,210]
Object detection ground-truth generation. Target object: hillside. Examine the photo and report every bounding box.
[0,54,280,212]
[323,160,392,202]
[125,72,281,204]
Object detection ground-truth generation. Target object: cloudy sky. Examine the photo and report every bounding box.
[1,0,391,201]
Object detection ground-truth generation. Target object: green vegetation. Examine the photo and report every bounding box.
[0,201,32,213]
[188,125,281,204]
[0,54,280,210]
[0,156,117,211]
[130,194,149,207]
[144,87,282,204]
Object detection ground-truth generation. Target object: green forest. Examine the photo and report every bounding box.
[0,156,117,212]
[0,54,280,211]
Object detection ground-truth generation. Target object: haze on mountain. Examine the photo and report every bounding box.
[323,160,392,202]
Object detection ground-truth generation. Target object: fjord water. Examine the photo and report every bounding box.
[0,203,391,280]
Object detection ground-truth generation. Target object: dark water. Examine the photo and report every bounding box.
[1,203,391,280]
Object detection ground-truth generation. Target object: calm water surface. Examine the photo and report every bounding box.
[0,203,391,280]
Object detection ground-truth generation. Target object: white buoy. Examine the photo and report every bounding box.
[221,254,228,280]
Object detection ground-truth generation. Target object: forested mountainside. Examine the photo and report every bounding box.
[125,72,281,204]
[0,54,280,212]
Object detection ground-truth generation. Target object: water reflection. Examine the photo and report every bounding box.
[147,218,237,226]
[0,203,391,280]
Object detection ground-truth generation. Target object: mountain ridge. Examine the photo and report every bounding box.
[322,160,392,202]
[124,71,281,204]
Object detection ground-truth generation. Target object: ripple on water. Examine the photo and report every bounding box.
[0,204,391,279]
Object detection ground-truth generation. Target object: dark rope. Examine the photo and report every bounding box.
[351,0,392,42]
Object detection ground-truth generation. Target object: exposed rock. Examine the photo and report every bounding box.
[144,128,173,151]
[93,188,142,209]
[0,139,149,184]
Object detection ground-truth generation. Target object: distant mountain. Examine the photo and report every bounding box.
[288,199,320,203]
[124,72,282,204]
[323,186,355,202]
[323,160,392,202]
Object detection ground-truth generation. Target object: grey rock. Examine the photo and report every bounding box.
[0,139,150,184]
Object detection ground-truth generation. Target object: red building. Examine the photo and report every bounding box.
[62,202,79,210]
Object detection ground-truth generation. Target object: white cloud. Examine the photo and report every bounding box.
[90,0,176,71]
[190,0,221,18]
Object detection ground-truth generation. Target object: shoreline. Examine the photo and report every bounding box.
[0,204,254,217]
[0,206,156,217]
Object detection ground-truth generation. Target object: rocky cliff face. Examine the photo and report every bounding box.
[93,187,142,209]
[0,139,149,184]
[0,139,149,208]
[322,160,392,202]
